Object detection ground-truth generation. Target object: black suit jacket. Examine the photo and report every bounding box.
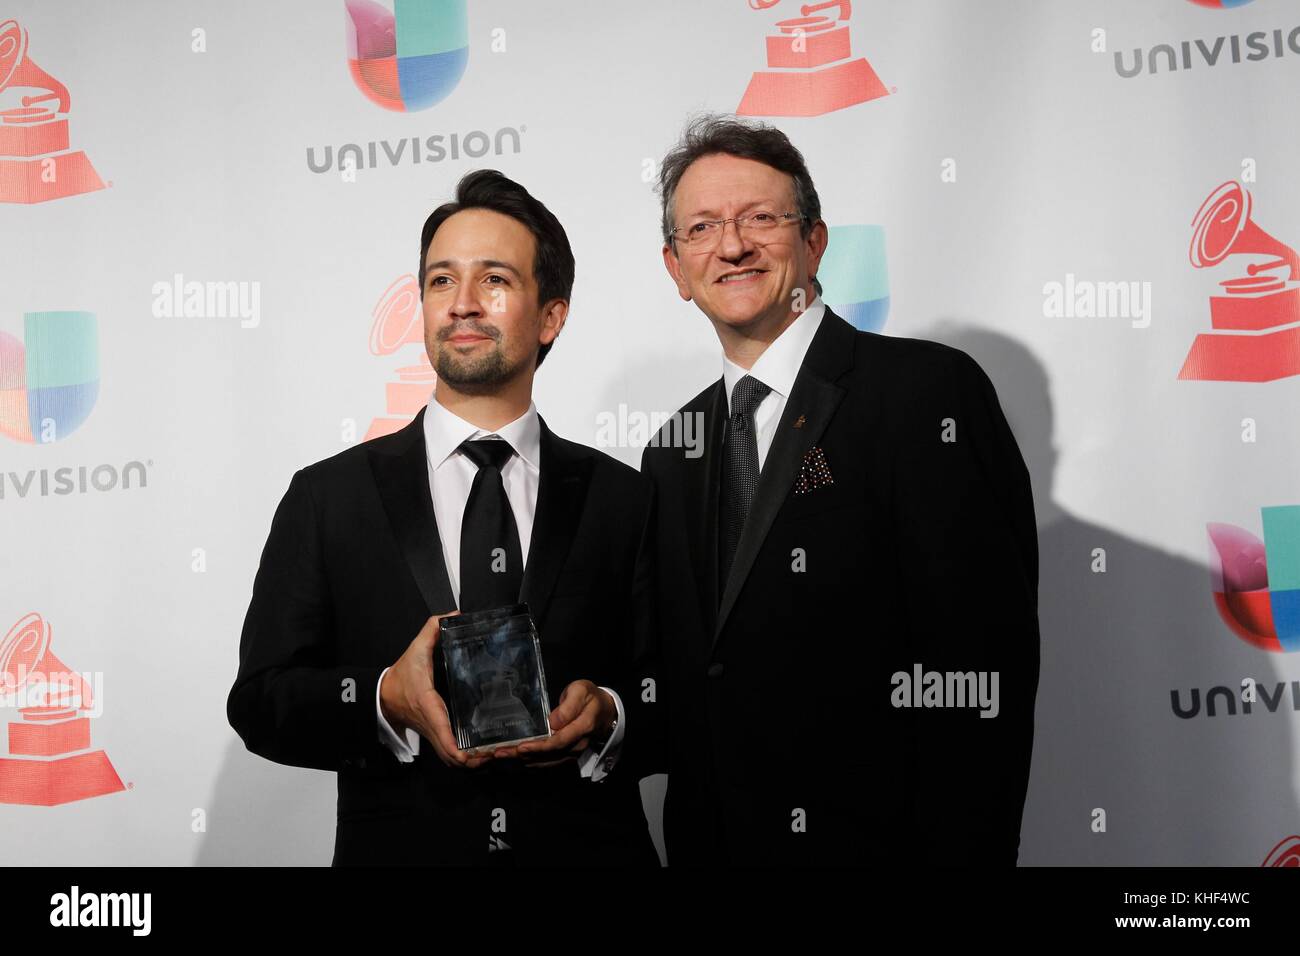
[640,307,1040,866]
[227,408,660,866]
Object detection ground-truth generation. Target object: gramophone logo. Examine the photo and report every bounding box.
[0,311,99,444]
[1179,181,1300,382]
[1206,506,1300,653]
[0,612,125,806]
[1263,835,1300,866]
[0,19,105,204]
[737,0,890,117]
[819,224,888,332]
[365,274,435,441]
[345,0,468,113]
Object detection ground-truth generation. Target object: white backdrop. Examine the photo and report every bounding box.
[3,0,1299,866]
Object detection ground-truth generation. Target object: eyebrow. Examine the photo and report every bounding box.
[424,259,523,279]
[682,200,779,221]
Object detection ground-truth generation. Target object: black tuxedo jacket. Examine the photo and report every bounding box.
[227,408,660,866]
[640,307,1040,866]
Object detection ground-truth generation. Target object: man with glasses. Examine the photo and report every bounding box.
[641,114,1040,866]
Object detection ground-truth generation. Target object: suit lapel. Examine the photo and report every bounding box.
[713,308,857,647]
[519,416,592,624]
[368,406,457,616]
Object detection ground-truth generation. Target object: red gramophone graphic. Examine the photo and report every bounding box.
[365,274,436,441]
[1179,181,1300,382]
[737,0,889,117]
[1262,835,1300,867]
[0,19,105,204]
[0,612,124,805]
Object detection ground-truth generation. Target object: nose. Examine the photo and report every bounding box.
[449,279,482,319]
[715,217,752,262]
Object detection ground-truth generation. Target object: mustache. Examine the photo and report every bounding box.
[437,320,501,342]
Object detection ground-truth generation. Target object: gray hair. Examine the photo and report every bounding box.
[656,113,824,295]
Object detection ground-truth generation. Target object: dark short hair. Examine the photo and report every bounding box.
[418,169,574,368]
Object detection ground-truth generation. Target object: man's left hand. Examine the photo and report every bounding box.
[492,679,615,767]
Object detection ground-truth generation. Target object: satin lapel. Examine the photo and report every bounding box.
[367,406,457,616]
[687,381,727,636]
[713,309,856,648]
[519,417,592,624]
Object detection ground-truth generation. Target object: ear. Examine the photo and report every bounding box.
[804,219,830,288]
[662,242,693,302]
[538,298,568,348]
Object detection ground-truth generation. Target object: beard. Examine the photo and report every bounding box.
[430,321,522,393]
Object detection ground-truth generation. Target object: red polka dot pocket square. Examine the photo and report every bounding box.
[794,446,834,495]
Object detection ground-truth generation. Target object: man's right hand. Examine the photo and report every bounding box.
[380,612,493,770]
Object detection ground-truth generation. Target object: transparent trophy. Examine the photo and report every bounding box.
[440,604,552,754]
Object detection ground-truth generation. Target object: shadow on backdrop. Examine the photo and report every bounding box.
[926,323,1296,865]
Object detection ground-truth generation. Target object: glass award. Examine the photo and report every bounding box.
[439,604,552,754]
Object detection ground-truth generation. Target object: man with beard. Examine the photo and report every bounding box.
[228,170,660,866]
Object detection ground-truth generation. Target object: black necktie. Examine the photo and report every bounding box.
[719,374,771,592]
[458,438,523,612]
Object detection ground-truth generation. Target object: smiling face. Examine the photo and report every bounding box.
[421,207,565,394]
[662,153,827,339]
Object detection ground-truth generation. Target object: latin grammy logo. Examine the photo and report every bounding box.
[365,274,437,441]
[0,612,124,806]
[1180,181,1300,382]
[1262,834,1300,867]
[737,0,890,117]
[0,19,105,204]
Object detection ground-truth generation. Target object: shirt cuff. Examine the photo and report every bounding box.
[375,666,420,762]
[577,685,625,782]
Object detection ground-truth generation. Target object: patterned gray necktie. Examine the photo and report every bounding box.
[719,374,771,593]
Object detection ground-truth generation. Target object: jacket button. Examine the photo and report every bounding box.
[706,663,724,679]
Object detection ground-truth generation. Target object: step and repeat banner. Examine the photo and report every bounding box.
[2,0,1299,866]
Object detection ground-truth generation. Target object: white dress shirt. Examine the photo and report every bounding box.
[721,296,826,469]
[374,395,625,781]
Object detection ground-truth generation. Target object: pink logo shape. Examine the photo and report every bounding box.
[365,275,436,440]
[737,0,890,117]
[0,19,106,204]
[0,612,124,806]
[1179,182,1300,382]
[1262,835,1300,867]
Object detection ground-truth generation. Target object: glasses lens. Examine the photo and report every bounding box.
[683,222,716,247]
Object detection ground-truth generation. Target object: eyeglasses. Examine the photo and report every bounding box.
[669,211,805,250]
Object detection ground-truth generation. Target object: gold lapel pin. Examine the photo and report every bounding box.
[793,414,806,429]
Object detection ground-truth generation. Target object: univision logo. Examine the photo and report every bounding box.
[345,0,468,112]
[820,225,889,333]
[1169,505,1300,720]
[1206,506,1300,652]
[1170,681,1300,720]
[0,311,97,444]
[1114,24,1300,78]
